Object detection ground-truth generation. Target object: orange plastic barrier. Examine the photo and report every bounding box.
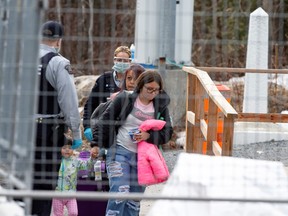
[203,84,231,154]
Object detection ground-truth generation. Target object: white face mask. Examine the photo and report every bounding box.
[54,39,62,53]
[112,62,130,73]
[54,47,60,53]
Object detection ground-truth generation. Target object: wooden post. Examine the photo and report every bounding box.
[185,73,195,153]
[221,115,235,156]
[206,98,218,155]
[192,79,204,153]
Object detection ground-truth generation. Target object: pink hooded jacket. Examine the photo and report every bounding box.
[137,119,170,186]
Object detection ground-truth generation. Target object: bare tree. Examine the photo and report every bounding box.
[56,0,61,21]
[88,0,94,74]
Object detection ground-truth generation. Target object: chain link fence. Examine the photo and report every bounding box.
[1,0,288,215]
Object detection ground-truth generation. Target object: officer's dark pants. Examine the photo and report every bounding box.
[32,118,66,216]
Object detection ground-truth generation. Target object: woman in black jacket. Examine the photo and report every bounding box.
[91,70,173,216]
[83,45,131,141]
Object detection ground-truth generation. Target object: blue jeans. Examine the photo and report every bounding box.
[105,145,145,216]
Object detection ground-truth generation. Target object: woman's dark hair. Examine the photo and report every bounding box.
[134,70,164,93]
[121,64,145,90]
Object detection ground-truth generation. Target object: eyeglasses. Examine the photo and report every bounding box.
[114,57,131,63]
[144,86,161,94]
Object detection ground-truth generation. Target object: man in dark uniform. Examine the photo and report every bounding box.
[32,20,82,216]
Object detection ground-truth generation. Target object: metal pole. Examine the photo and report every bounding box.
[158,0,176,61]
[19,1,45,214]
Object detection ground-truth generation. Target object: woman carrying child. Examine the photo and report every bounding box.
[91,70,173,216]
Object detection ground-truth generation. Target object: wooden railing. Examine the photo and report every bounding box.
[182,66,288,156]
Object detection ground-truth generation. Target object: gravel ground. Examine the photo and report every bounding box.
[162,140,288,170]
[233,140,288,166]
[162,148,185,172]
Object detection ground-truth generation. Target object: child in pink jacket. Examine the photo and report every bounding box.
[137,119,170,185]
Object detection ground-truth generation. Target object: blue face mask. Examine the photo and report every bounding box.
[112,62,130,73]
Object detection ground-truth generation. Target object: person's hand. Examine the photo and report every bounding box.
[134,131,150,142]
[84,128,93,141]
[72,139,82,149]
[90,146,100,159]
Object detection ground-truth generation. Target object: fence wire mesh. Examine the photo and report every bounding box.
[1,0,288,215]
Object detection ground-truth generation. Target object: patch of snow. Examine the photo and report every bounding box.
[175,131,186,148]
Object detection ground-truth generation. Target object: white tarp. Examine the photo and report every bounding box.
[147,153,288,216]
[0,198,24,216]
[0,186,24,216]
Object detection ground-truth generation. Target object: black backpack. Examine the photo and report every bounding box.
[90,91,130,132]
[90,100,113,125]
[90,91,129,125]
